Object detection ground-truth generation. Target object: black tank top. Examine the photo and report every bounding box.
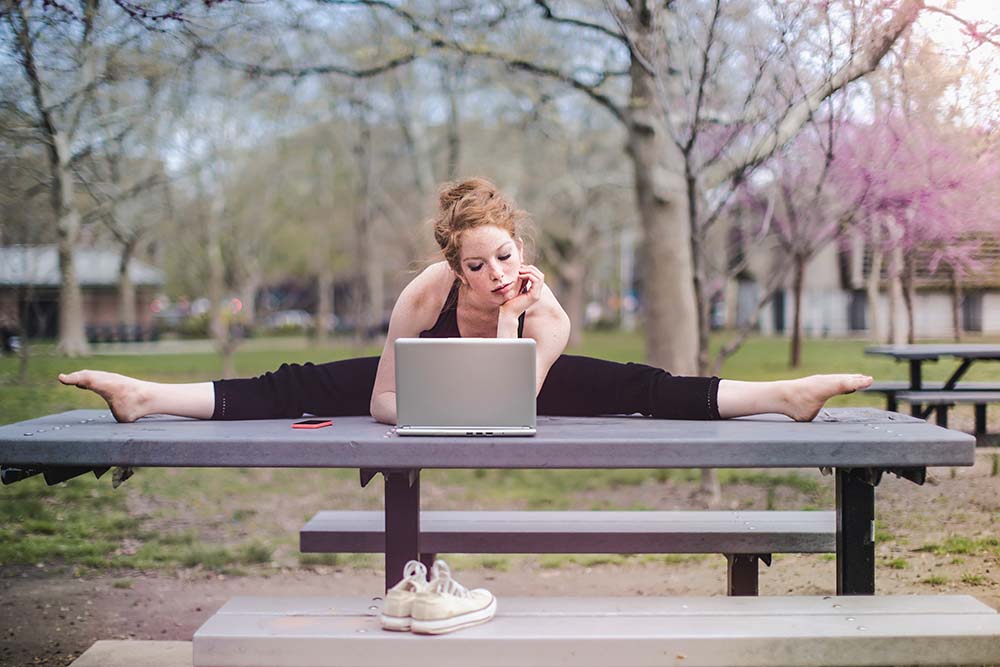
[420,280,525,338]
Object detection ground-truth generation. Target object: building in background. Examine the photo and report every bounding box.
[0,246,164,341]
[729,235,999,338]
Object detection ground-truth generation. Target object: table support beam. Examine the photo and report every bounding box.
[975,405,987,435]
[726,554,770,596]
[383,470,420,591]
[909,360,923,416]
[836,468,875,595]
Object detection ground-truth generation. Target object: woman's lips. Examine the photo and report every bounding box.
[492,281,512,293]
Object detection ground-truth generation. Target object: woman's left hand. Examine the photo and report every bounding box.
[499,264,545,318]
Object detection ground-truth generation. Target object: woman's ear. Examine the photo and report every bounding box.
[515,236,524,256]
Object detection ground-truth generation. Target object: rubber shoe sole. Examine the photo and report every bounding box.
[379,613,412,632]
[410,596,497,635]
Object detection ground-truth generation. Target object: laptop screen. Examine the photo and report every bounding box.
[394,338,536,432]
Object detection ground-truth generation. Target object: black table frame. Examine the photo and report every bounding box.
[364,464,928,596]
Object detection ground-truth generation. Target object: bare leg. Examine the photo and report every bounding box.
[717,374,873,421]
[58,370,215,422]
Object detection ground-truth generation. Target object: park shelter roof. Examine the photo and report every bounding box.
[0,245,164,288]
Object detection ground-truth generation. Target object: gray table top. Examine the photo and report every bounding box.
[865,344,1000,361]
[0,408,974,469]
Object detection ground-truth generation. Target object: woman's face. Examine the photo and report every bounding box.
[457,225,523,301]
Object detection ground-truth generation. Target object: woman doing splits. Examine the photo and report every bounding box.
[59,178,872,424]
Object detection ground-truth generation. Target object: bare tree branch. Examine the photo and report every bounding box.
[683,0,721,155]
[701,0,923,189]
[924,4,1000,49]
[534,0,626,45]
[441,38,627,124]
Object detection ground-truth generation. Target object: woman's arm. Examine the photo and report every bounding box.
[521,285,571,395]
[370,263,453,424]
[497,265,570,394]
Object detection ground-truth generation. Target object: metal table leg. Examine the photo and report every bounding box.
[836,468,875,595]
[726,554,770,596]
[383,469,421,591]
[909,360,922,417]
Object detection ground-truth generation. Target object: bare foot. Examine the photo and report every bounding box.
[58,370,151,423]
[782,374,874,422]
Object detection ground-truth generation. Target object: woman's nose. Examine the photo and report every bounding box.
[489,262,504,280]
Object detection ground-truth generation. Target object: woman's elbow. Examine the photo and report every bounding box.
[370,393,396,425]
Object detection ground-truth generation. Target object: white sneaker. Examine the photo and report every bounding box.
[380,560,429,631]
[410,560,496,635]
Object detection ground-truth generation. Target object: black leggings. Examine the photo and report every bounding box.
[212,355,721,421]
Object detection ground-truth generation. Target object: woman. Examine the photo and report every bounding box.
[59,178,872,424]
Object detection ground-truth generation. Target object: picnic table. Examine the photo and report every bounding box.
[0,407,974,596]
[865,344,1000,434]
[866,344,1000,394]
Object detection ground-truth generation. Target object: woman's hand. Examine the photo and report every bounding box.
[499,265,545,319]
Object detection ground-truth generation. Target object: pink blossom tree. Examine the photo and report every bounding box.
[831,115,1000,342]
[730,118,858,368]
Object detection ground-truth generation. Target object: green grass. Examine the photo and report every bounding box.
[885,557,909,570]
[960,573,986,586]
[922,575,948,585]
[914,536,1000,556]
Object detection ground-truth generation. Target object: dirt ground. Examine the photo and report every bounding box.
[2,450,999,667]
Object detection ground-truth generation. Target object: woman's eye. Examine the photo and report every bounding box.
[498,254,511,261]
[469,264,483,272]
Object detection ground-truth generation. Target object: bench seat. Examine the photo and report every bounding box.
[301,510,834,596]
[193,595,1000,667]
[70,641,192,667]
[301,510,834,554]
[862,381,999,412]
[896,390,1000,404]
[896,391,999,436]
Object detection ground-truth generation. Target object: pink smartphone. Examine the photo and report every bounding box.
[292,419,332,429]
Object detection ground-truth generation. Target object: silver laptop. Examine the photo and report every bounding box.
[394,338,536,436]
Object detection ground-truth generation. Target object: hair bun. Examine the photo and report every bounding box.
[438,177,498,213]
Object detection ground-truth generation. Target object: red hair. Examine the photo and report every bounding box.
[432,178,530,273]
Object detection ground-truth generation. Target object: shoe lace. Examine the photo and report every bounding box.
[400,559,428,591]
[429,559,471,598]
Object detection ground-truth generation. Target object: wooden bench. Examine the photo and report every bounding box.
[896,391,1000,440]
[301,510,835,596]
[193,594,1000,667]
[70,641,192,667]
[861,381,999,412]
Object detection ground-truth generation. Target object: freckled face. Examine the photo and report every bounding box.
[458,225,523,300]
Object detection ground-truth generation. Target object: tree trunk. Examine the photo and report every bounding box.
[951,272,963,342]
[902,253,916,343]
[367,230,384,339]
[239,274,259,331]
[886,220,905,345]
[315,266,334,345]
[56,214,88,356]
[625,13,699,376]
[17,285,31,385]
[790,253,806,368]
[205,184,235,378]
[441,60,462,182]
[866,224,883,343]
[560,262,586,347]
[352,102,373,344]
[117,238,138,329]
[887,253,905,346]
[11,2,90,356]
